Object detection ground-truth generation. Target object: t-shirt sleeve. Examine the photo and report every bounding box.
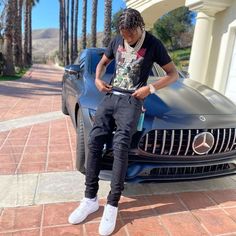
[153,38,172,66]
[104,37,117,60]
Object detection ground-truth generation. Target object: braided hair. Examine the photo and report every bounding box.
[118,8,145,31]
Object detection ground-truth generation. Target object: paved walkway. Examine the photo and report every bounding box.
[0,64,236,235]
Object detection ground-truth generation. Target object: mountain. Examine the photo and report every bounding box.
[32,28,59,40]
[32,28,105,63]
[32,28,59,63]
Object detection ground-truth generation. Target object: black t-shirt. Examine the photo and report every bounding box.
[104,31,171,93]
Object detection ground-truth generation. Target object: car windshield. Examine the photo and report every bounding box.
[90,51,115,74]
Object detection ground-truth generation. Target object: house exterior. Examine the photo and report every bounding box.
[125,0,236,103]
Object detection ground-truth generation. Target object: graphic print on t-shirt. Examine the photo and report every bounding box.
[112,45,146,91]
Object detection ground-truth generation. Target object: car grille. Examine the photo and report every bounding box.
[139,128,236,156]
[139,163,236,178]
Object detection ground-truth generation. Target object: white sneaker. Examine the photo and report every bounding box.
[99,204,118,236]
[68,197,99,224]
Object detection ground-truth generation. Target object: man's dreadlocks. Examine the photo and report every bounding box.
[118,8,145,31]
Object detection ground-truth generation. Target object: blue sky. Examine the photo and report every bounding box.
[32,0,126,34]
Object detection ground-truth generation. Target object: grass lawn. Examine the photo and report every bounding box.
[0,68,29,81]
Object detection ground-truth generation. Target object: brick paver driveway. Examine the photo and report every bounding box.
[0,64,236,235]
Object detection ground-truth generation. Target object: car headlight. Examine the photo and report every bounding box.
[89,109,96,123]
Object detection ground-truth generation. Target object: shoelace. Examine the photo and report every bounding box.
[79,199,92,210]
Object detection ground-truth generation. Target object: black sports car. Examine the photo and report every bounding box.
[62,47,236,182]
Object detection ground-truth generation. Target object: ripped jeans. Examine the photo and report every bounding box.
[85,93,142,207]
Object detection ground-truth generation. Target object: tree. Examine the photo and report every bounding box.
[81,0,87,49]
[23,0,29,66]
[70,0,74,63]
[13,0,23,67]
[23,0,39,66]
[103,0,112,47]
[66,0,69,64]
[73,0,78,60]
[91,0,98,47]
[59,0,64,63]
[152,7,195,50]
[111,8,123,34]
[2,0,15,75]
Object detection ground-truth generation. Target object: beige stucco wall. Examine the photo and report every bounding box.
[126,0,185,29]
[206,1,236,93]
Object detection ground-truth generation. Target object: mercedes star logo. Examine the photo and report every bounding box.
[199,116,206,122]
[192,132,215,155]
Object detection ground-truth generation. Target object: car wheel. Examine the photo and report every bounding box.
[76,109,86,174]
[62,83,69,115]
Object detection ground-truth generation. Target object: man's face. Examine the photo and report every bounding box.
[120,27,143,46]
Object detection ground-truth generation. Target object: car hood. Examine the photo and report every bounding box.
[81,75,236,116]
[144,78,236,116]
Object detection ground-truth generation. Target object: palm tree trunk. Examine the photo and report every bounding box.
[59,0,64,62]
[82,0,87,49]
[103,0,112,47]
[91,0,98,47]
[3,0,15,75]
[70,0,74,63]
[28,1,32,65]
[12,0,17,66]
[23,0,30,66]
[15,0,23,68]
[63,0,67,65]
[73,0,78,60]
[66,0,69,64]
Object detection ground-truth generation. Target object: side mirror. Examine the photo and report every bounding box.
[65,64,81,75]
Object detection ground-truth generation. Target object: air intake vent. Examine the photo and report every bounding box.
[139,163,235,179]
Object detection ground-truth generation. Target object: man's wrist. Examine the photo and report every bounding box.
[148,84,156,94]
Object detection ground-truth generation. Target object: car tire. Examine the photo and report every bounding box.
[76,109,86,174]
[62,84,69,115]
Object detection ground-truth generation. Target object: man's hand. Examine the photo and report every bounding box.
[95,79,112,92]
[132,85,150,99]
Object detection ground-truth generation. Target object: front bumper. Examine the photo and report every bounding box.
[99,155,236,183]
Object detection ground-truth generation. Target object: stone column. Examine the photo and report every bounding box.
[185,0,232,84]
[188,12,215,83]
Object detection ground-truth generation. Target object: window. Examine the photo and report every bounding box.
[89,51,115,74]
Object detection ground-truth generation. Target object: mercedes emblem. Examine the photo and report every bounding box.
[192,132,215,155]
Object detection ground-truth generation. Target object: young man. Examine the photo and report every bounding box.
[68,8,179,236]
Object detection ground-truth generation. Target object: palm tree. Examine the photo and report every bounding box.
[73,0,78,60]
[28,0,32,65]
[23,0,30,66]
[30,0,39,64]
[59,0,77,65]
[14,0,23,68]
[70,0,74,63]
[82,0,87,49]
[103,0,112,47]
[23,0,39,66]
[12,0,18,65]
[3,0,15,75]
[63,0,67,65]
[64,0,69,65]
[91,0,98,47]
[59,0,64,63]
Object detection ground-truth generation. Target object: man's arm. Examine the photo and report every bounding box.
[95,54,113,92]
[132,61,179,99]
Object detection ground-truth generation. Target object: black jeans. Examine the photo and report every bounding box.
[85,93,142,207]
